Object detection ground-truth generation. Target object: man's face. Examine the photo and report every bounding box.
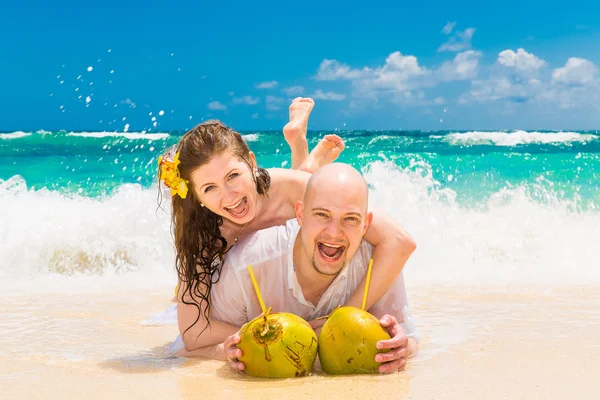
[296,179,372,276]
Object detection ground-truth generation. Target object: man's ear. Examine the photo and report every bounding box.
[295,201,304,226]
[363,211,373,235]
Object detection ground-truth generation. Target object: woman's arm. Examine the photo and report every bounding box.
[308,211,416,329]
[177,281,241,351]
[345,208,416,310]
[283,169,417,319]
[176,342,227,360]
[177,300,239,351]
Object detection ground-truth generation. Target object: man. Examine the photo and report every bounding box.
[176,163,419,373]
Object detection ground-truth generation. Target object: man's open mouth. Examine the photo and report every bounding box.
[317,242,346,261]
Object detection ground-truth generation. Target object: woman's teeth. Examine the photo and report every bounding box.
[225,197,249,217]
[225,198,243,210]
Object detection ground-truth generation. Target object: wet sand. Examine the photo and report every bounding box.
[1,285,599,400]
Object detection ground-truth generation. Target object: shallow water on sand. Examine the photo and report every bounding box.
[2,284,599,400]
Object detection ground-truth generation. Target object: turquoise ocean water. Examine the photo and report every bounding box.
[1,129,599,287]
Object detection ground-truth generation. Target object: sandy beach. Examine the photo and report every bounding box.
[3,1,600,398]
[2,283,599,400]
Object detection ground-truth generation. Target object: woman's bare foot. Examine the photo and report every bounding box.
[283,97,315,144]
[300,134,345,173]
[283,97,315,169]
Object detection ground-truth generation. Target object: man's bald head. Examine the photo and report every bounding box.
[295,163,373,278]
[304,163,369,212]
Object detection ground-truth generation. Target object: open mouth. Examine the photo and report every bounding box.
[224,196,249,219]
[317,242,346,262]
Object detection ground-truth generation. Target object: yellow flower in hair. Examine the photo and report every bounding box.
[158,151,189,199]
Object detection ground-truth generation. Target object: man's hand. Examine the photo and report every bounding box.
[224,331,245,373]
[375,314,409,374]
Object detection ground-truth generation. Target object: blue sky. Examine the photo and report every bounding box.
[2,0,600,131]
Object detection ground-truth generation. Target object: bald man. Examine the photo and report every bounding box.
[173,163,419,373]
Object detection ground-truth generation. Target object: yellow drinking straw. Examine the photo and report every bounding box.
[247,265,267,314]
[361,258,374,311]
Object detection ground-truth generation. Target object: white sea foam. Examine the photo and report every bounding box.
[0,131,31,140]
[362,160,600,286]
[66,131,170,140]
[0,175,175,292]
[436,130,598,146]
[367,135,394,146]
[1,160,598,294]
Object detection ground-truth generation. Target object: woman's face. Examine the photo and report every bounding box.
[189,150,259,225]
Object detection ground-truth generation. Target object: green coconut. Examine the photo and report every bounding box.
[318,306,391,375]
[237,308,318,378]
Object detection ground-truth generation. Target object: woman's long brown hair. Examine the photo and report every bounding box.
[159,120,270,337]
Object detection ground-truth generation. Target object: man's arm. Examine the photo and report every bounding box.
[365,255,420,371]
[373,314,418,374]
[368,269,420,347]
[344,207,416,311]
[366,274,420,371]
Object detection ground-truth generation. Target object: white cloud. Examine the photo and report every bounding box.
[462,76,532,104]
[232,96,260,105]
[282,85,305,96]
[355,51,429,93]
[312,89,346,101]
[537,84,600,109]
[314,50,481,106]
[207,101,227,111]
[438,27,475,52]
[255,80,279,89]
[318,50,480,98]
[436,50,482,81]
[461,56,599,110]
[315,59,369,80]
[266,95,284,111]
[497,48,546,72]
[315,52,429,96]
[313,36,598,116]
[545,59,599,108]
[441,22,456,35]
[552,57,597,85]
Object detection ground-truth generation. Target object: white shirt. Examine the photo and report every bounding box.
[210,219,419,342]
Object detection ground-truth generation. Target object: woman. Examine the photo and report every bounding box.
[159,98,416,354]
